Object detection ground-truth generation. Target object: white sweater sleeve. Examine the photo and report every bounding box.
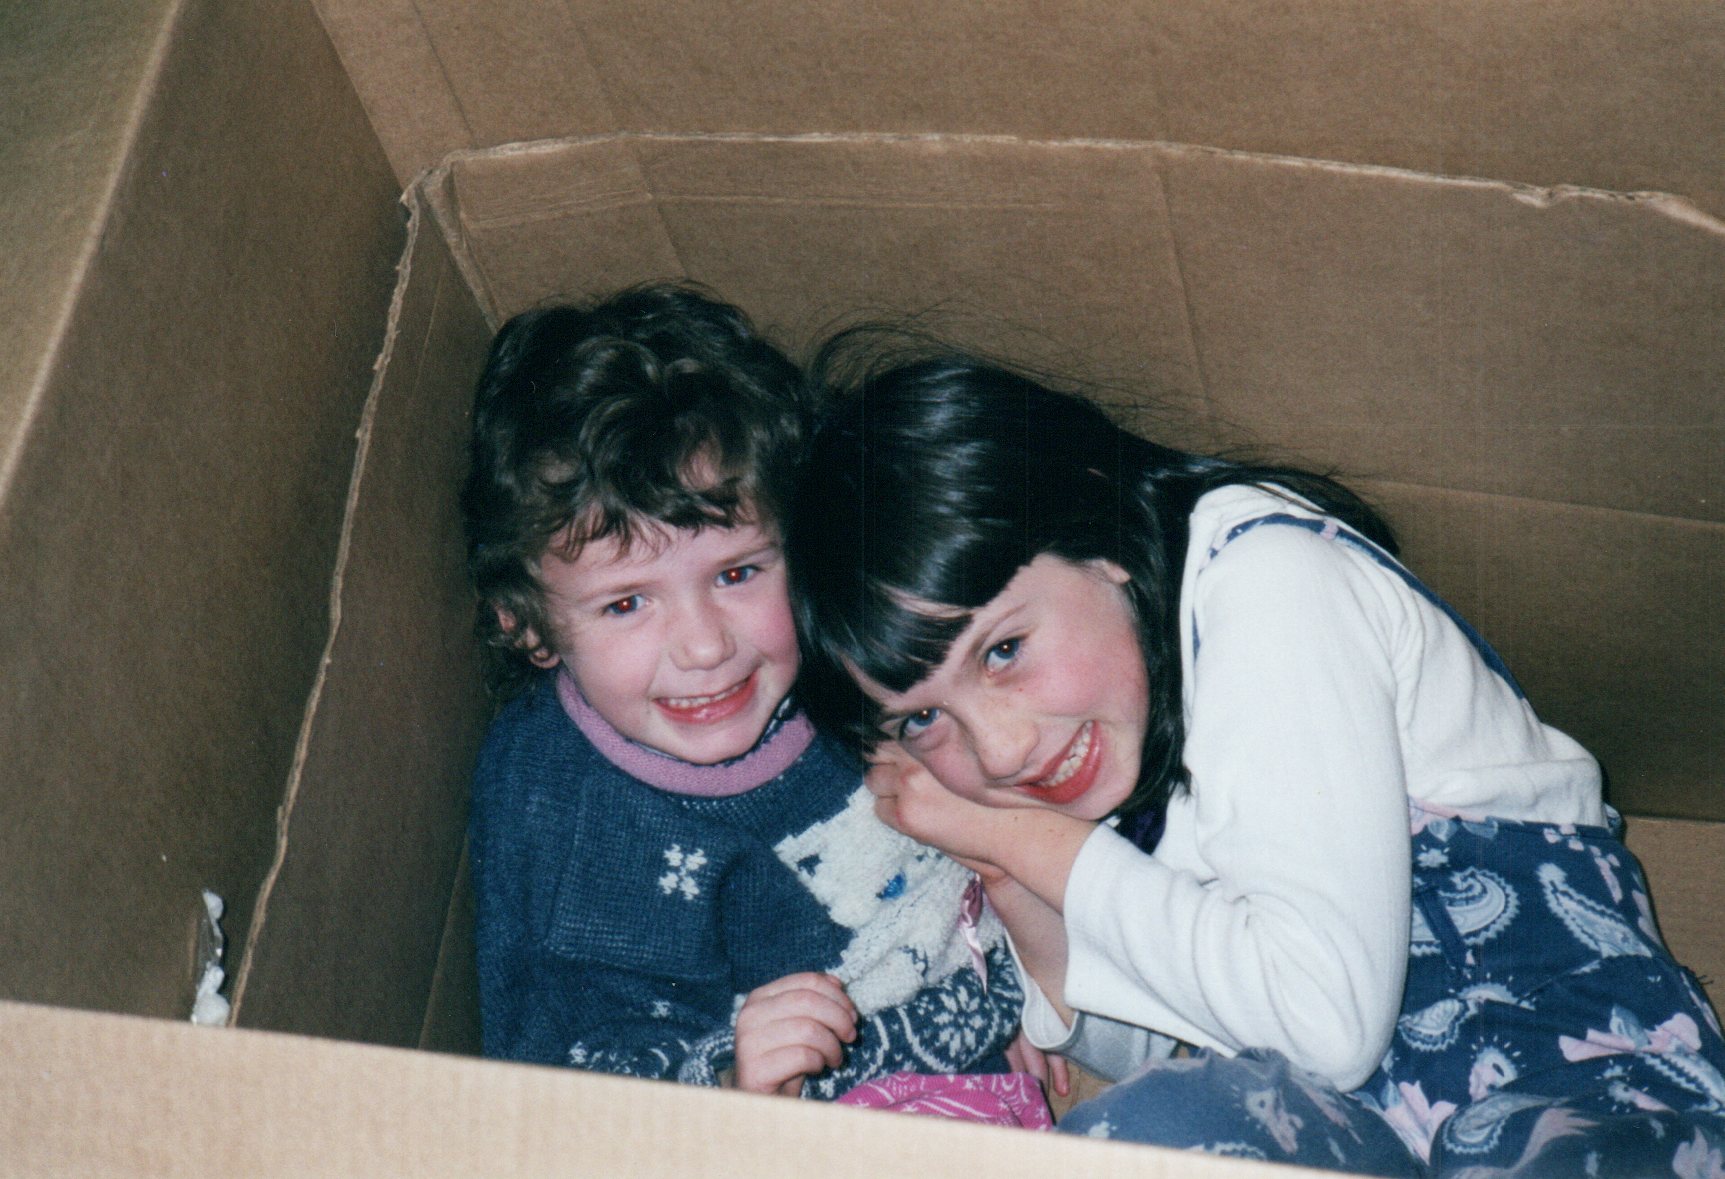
[1061,525,1415,1090]
[1014,932,1176,1081]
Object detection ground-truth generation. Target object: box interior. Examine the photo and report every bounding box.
[2,1,1721,1171]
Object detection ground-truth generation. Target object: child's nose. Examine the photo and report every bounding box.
[971,701,1038,783]
[669,597,735,670]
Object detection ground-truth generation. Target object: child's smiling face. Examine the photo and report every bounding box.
[860,554,1149,821]
[528,517,800,765]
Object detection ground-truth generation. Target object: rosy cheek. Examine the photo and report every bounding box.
[920,750,984,804]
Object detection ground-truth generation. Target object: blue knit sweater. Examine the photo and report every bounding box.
[469,673,1021,1096]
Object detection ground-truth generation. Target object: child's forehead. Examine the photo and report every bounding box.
[549,511,779,574]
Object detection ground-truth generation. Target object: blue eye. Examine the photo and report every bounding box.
[984,637,1021,671]
[603,595,643,617]
[716,565,758,587]
[898,708,940,740]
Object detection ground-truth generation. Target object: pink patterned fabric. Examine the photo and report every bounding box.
[836,1072,1054,1129]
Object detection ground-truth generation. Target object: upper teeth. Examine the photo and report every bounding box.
[1039,722,1092,788]
[665,681,742,708]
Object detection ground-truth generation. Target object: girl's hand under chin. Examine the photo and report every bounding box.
[865,745,1012,879]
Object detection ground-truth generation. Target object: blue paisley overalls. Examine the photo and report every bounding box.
[1058,515,1725,1178]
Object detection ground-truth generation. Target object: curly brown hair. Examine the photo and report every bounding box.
[460,282,810,698]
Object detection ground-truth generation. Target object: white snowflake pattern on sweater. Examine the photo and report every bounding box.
[658,844,707,900]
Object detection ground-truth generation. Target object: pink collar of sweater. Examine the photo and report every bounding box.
[557,670,815,797]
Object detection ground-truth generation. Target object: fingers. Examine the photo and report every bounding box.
[1005,1031,1071,1097]
[864,757,904,799]
[744,971,852,1009]
[1049,1052,1072,1098]
[1005,1031,1048,1082]
[733,974,860,1096]
[737,1042,839,1097]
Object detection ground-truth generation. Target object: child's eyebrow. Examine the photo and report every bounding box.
[711,541,782,567]
[955,601,1030,668]
[573,576,651,607]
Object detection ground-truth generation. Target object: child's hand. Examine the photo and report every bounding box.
[865,748,1010,876]
[1005,1030,1071,1099]
[732,973,858,1097]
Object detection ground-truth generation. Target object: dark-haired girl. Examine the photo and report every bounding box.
[787,349,1725,1175]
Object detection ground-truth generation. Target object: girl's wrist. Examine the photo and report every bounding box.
[991,809,1096,911]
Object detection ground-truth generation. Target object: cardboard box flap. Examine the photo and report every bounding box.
[0,998,1282,1178]
[427,134,1724,522]
[312,0,620,184]
[227,191,492,1046]
[318,0,1725,224]
[420,138,684,327]
[0,0,404,1018]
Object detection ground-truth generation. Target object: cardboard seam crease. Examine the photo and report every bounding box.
[1145,148,1217,443]
[420,168,498,322]
[226,192,425,1024]
[438,129,1725,223]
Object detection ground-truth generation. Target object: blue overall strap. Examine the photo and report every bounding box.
[1204,512,1526,700]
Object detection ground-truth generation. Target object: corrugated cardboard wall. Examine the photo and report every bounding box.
[315,0,1725,224]
[228,194,493,1047]
[0,0,404,1018]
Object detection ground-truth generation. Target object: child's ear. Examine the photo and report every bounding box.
[497,606,561,670]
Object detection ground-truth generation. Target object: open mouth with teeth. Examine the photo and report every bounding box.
[655,673,756,725]
[1017,720,1103,807]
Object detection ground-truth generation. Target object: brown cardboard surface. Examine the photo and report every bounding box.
[304,0,475,185]
[0,0,177,482]
[636,135,1206,413]
[0,999,1323,1179]
[427,135,1208,432]
[421,138,684,325]
[315,1,1725,220]
[229,194,493,1046]
[1146,1,1725,219]
[0,0,402,1016]
[418,842,482,1054]
[1365,484,1725,821]
[308,0,618,183]
[1625,818,1725,1008]
[1163,148,1725,524]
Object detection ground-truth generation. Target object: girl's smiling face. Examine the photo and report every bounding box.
[528,518,800,765]
[860,554,1150,821]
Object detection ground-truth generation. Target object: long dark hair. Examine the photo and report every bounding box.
[786,343,1394,834]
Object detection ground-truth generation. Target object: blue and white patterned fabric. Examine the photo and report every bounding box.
[470,673,1022,1096]
[1061,806,1725,1176]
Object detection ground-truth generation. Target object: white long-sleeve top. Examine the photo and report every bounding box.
[1019,484,1605,1090]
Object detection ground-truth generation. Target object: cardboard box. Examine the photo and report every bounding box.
[2,0,1721,1172]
